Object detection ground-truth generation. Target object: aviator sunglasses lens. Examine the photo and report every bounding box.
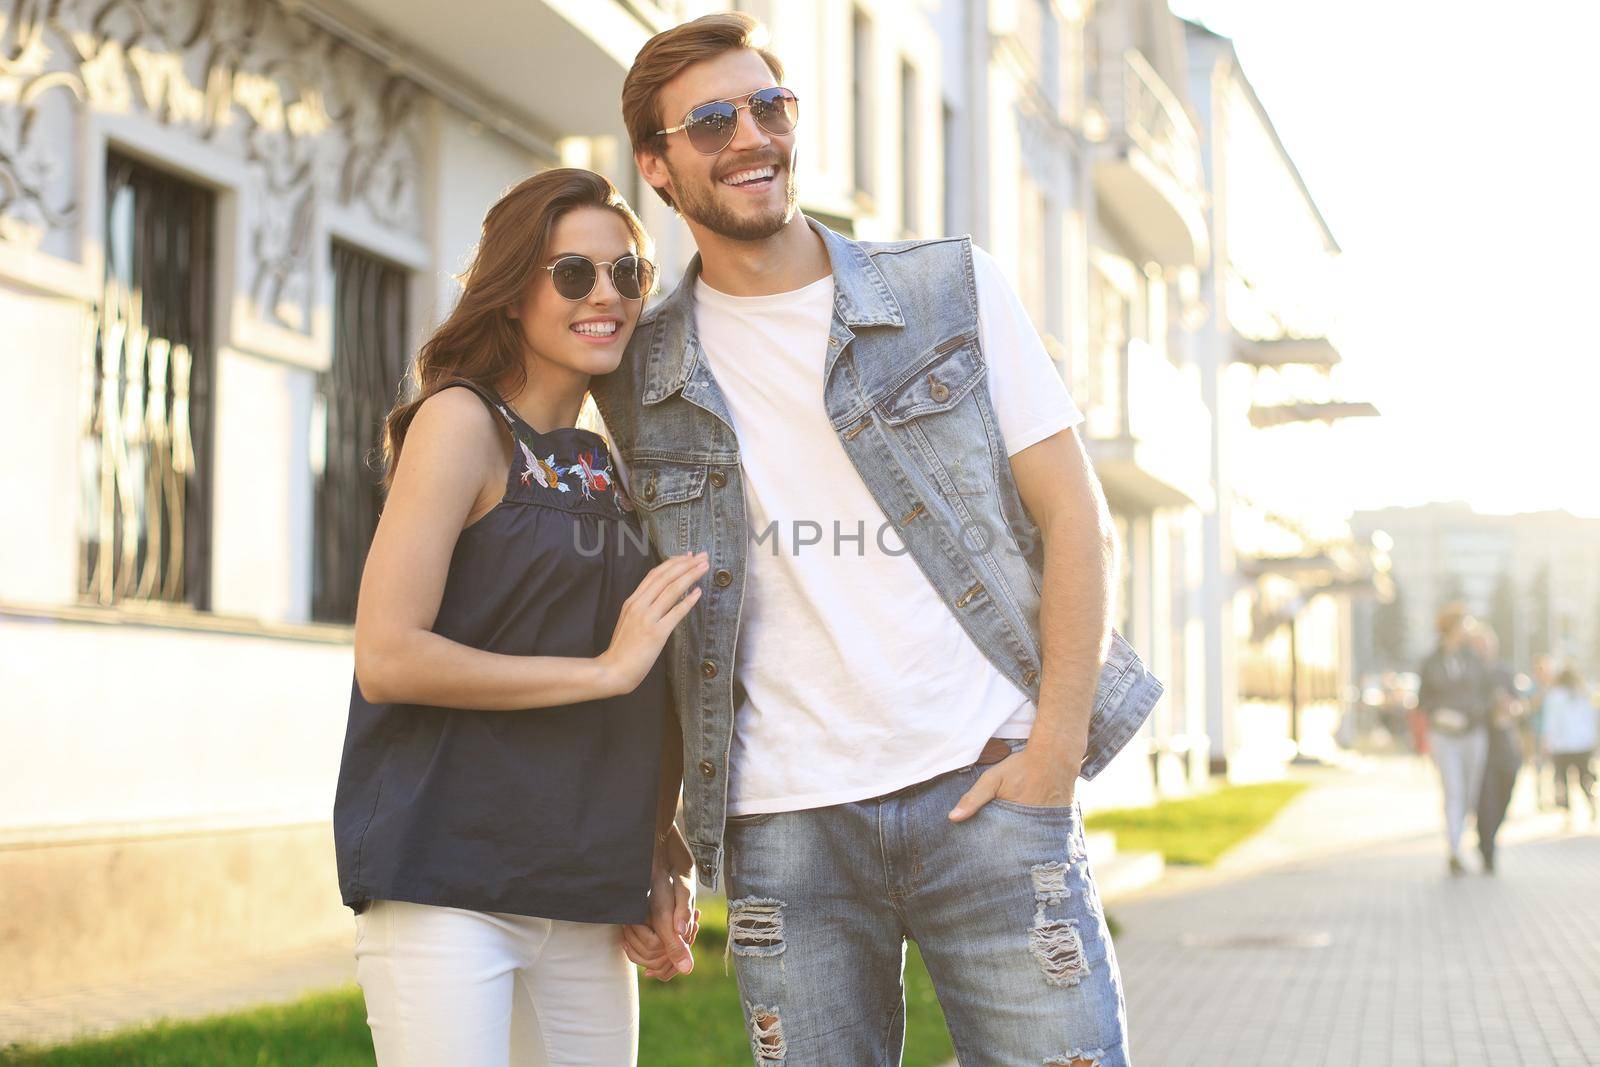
[550,256,597,300]
[750,87,797,134]
[686,101,739,154]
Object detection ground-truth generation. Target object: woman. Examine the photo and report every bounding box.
[332,168,705,1064]
[1541,666,1599,824]
[1416,604,1490,875]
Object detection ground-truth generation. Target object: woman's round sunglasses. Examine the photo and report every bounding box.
[543,254,656,301]
[655,86,800,156]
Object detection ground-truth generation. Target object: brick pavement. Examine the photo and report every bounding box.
[1111,766,1600,1066]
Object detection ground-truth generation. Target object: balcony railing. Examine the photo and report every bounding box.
[1114,50,1205,201]
[1091,48,1209,265]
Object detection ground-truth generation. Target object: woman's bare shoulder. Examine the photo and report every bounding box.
[392,386,510,490]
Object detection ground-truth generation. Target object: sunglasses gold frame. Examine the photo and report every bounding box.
[654,86,800,154]
[541,255,655,301]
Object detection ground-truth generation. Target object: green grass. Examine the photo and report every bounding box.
[6,784,1308,1065]
[1084,780,1309,867]
[0,989,374,1067]
[1,898,953,1067]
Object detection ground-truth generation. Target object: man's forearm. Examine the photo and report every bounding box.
[654,701,685,841]
[1029,509,1116,762]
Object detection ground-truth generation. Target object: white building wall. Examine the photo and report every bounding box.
[0,0,640,998]
[0,621,353,836]
[0,285,84,607]
[1186,23,1366,774]
[0,2,557,845]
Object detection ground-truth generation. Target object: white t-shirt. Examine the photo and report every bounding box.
[673,245,1083,815]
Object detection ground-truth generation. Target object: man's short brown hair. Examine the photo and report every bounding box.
[621,12,784,208]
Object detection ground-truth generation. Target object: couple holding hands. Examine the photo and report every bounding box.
[333,13,1162,1067]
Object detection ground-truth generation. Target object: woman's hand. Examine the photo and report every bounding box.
[622,826,698,981]
[597,552,708,697]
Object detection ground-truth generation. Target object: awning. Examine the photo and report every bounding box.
[1234,336,1342,367]
[1248,401,1380,428]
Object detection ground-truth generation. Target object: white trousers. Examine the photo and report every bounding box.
[1429,727,1489,857]
[353,899,638,1067]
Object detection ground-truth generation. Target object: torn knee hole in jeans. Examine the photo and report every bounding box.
[728,897,786,957]
[748,1003,785,1065]
[1030,918,1090,986]
[1031,861,1070,906]
[1029,861,1090,985]
[1045,1051,1104,1067]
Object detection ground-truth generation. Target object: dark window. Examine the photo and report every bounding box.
[80,152,215,610]
[312,242,409,623]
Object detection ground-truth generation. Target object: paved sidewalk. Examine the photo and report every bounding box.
[10,757,1595,1064]
[1109,758,1600,1066]
[0,938,355,1050]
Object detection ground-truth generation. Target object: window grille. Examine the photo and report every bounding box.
[312,242,409,623]
[80,153,215,610]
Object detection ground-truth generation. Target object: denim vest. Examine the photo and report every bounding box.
[590,218,1164,890]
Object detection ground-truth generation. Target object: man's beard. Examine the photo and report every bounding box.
[668,157,799,241]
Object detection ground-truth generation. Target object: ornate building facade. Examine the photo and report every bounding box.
[0,0,951,1000]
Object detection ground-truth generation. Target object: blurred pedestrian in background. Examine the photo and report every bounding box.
[1416,603,1490,874]
[1470,624,1521,872]
[1527,655,1558,809]
[1540,665,1599,825]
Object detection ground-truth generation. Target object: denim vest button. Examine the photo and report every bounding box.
[709,470,727,488]
[714,569,732,587]
[642,481,656,502]
[929,378,950,403]
[1022,668,1039,686]
[698,759,716,779]
[700,660,718,679]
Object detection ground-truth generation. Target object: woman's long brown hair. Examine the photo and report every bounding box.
[380,168,651,490]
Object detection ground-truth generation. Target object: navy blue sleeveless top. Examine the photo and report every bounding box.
[332,380,667,925]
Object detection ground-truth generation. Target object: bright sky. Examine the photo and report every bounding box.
[1169,0,1600,519]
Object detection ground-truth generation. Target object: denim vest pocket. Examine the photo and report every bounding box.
[628,459,708,556]
[874,329,985,425]
[630,461,707,508]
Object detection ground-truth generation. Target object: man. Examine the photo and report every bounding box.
[592,14,1162,1066]
[1415,604,1491,875]
[1469,624,1521,873]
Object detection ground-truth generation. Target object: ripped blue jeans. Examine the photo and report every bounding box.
[723,739,1130,1066]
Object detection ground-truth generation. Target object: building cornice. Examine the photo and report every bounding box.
[285,0,561,161]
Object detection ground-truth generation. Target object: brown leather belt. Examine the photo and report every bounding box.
[976,737,1018,766]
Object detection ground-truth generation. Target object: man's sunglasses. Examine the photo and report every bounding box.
[655,86,800,156]
[543,254,656,301]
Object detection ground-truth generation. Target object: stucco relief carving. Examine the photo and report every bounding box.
[0,0,423,333]
[0,2,82,253]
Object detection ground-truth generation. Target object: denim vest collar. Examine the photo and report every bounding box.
[642,217,905,408]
